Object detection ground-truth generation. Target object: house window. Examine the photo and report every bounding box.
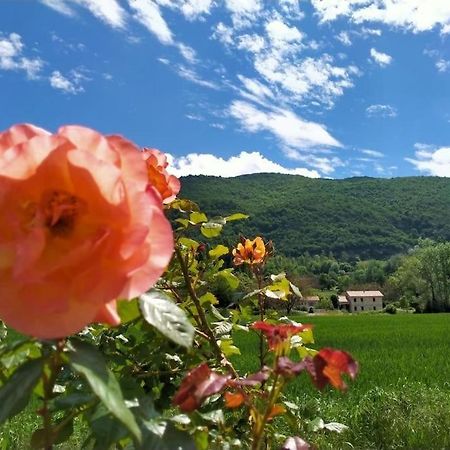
[361,298,363,302]
[373,306,376,310]
[373,298,376,302]
[353,298,356,303]
[361,306,364,311]
[354,306,358,311]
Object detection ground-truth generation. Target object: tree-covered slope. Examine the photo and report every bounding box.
[180,174,450,259]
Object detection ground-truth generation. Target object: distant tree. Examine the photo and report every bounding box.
[330,294,339,309]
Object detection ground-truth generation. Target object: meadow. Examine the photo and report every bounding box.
[233,313,450,449]
[1,313,450,449]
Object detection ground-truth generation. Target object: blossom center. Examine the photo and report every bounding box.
[40,189,86,236]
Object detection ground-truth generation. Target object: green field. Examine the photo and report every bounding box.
[233,313,450,449]
[2,314,450,449]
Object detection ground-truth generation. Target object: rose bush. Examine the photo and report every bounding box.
[0,124,173,339]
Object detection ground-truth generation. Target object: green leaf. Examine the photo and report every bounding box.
[139,290,194,348]
[0,357,44,425]
[224,213,249,222]
[200,222,223,238]
[308,417,325,432]
[323,422,349,433]
[199,292,218,306]
[170,199,200,212]
[117,298,141,323]
[189,212,208,224]
[215,269,239,290]
[68,340,142,443]
[175,218,190,228]
[178,237,199,250]
[208,245,229,259]
[218,338,241,357]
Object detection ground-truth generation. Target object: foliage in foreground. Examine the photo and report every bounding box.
[0,124,358,449]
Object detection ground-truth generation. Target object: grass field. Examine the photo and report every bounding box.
[2,314,450,449]
[233,313,450,449]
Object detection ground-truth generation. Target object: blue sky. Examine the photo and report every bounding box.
[1,0,450,179]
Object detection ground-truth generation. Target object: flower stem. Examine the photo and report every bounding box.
[175,245,238,377]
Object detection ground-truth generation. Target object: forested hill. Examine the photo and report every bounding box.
[179,174,450,260]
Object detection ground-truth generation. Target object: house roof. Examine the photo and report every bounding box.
[338,295,348,304]
[303,295,320,302]
[346,290,384,297]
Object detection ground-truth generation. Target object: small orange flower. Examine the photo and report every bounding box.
[224,391,245,409]
[232,237,266,266]
[142,148,180,204]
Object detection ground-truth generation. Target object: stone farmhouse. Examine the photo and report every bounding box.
[346,290,384,312]
[299,295,320,309]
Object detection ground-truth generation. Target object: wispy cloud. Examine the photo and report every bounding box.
[360,149,384,158]
[177,65,220,89]
[49,70,85,94]
[0,33,44,79]
[168,150,320,178]
[229,100,341,150]
[366,104,397,118]
[370,48,393,66]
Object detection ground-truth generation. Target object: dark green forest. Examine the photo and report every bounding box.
[180,174,450,260]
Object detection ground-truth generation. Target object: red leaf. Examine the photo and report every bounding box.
[307,348,358,391]
[276,356,307,378]
[173,363,231,412]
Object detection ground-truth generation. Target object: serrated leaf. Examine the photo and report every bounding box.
[0,357,44,425]
[68,340,141,443]
[224,213,249,222]
[213,321,233,337]
[200,222,223,238]
[189,212,208,224]
[139,290,194,348]
[209,245,229,259]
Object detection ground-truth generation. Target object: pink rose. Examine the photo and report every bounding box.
[0,124,174,339]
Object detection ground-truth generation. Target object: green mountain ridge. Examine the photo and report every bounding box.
[179,173,450,260]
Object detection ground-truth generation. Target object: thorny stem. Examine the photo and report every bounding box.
[175,245,238,377]
[41,340,65,450]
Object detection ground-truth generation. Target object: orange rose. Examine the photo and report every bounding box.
[0,124,174,339]
[142,148,180,204]
[232,237,266,266]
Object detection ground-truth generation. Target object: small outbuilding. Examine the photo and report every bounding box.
[300,295,320,308]
[346,290,384,313]
[338,295,349,311]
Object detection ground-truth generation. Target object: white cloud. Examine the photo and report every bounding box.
[254,53,359,108]
[311,0,450,34]
[42,0,126,28]
[177,43,197,63]
[361,149,384,158]
[237,34,266,53]
[284,150,345,174]
[229,100,341,150]
[129,0,173,44]
[168,151,320,178]
[237,75,274,105]
[224,0,263,27]
[49,70,84,94]
[337,31,352,46]
[370,48,392,66]
[0,33,43,79]
[265,18,303,47]
[177,65,220,89]
[406,146,450,176]
[40,0,75,16]
[366,104,397,118]
[212,22,234,45]
[436,59,450,73]
[179,0,213,20]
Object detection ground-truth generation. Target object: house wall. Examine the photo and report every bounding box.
[348,296,383,312]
